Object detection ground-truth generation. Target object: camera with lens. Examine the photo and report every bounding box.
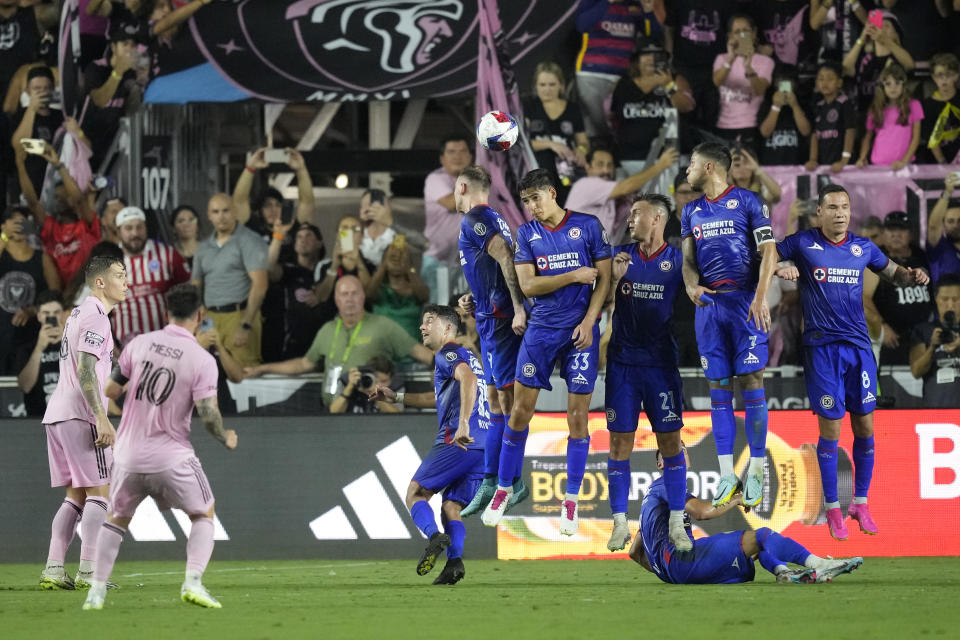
[358,368,376,390]
[940,311,958,344]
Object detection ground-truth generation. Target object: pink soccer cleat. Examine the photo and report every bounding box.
[826,507,848,541]
[847,502,879,535]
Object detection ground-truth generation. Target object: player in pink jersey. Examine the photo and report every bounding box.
[40,255,127,591]
[82,284,237,611]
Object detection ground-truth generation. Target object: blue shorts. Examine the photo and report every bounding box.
[476,314,522,389]
[695,290,768,381]
[514,323,600,393]
[412,444,484,505]
[605,362,683,433]
[666,531,756,585]
[803,342,878,419]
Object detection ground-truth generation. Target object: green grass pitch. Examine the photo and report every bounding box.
[2,558,958,639]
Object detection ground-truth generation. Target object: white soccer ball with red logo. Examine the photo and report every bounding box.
[477,110,519,151]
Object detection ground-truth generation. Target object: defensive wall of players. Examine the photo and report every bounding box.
[4,411,958,562]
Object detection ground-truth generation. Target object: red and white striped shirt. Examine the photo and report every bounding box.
[113,240,191,347]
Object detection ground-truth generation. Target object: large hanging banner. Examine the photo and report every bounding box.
[149,0,578,103]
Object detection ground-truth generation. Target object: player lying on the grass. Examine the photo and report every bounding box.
[604,194,688,553]
[629,446,863,584]
[41,255,127,590]
[82,284,238,611]
[454,164,529,518]
[369,305,488,585]
[776,184,929,541]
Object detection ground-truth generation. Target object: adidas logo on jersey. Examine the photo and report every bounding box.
[572,372,589,384]
[743,352,760,365]
[808,242,824,250]
[529,232,542,241]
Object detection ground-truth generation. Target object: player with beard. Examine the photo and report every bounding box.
[113,206,190,347]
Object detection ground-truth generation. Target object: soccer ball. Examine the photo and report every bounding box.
[477,110,519,151]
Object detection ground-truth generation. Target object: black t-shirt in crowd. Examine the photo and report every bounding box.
[80,58,136,163]
[0,7,40,103]
[853,51,893,111]
[279,261,328,359]
[814,94,856,164]
[885,1,947,63]
[610,77,671,161]
[15,342,59,417]
[816,0,875,63]
[920,95,960,164]
[14,106,64,196]
[910,321,960,408]
[523,97,585,185]
[875,248,932,364]
[753,0,815,71]
[664,0,735,71]
[759,99,806,165]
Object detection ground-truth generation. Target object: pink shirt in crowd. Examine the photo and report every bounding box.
[867,99,924,165]
[423,167,460,262]
[43,296,114,426]
[113,324,219,473]
[565,176,626,237]
[713,53,775,130]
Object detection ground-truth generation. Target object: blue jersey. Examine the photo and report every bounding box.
[514,210,611,328]
[777,229,888,351]
[459,206,515,319]
[680,186,773,291]
[639,478,695,580]
[434,343,489,450]
[609,243,683,367]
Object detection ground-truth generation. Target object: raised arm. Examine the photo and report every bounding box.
[610,148,679,199]
[195,396,237,449]
[287,150,316,223]
[928,173,959,245]
[233,148,266,225]
[152,0,213,37]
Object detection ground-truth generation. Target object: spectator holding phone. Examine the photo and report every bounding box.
[758,74,811,166]
[357,189,428,268]
[856,64,922,170]
[810,0,869,66]
[366,238,430,341]
[927,172,960,283]
[921,53,960,165]
[806,62,856,172]
[170,204,200,268]
[729,146,782,205]
[712,14,774,152]
[909,274,960,408]
[15,291,65,416]
[328,356,401,414]
[315,216,374,309]
[842,11,914,113]
[10,66,64,197]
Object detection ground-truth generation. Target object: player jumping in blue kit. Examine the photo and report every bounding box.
[776,184,929,540]
[452,165,530,517]
[680,142,779,509]
[629,446,864,585]
[482,168,612,535]
[371,305,489,585]
[605,194,688,552]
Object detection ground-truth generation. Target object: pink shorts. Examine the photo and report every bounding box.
[109,456,215,518]
[45,419,113,488]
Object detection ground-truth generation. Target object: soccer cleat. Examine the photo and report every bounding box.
[39,567,75,590]
[504,479,530,514]
[481,488,512,527]
[743,471,764,508]
[776,568,817,584]
[815,557,863,583]
[669,518,692,552]
[712,474,742,507]
[82,584,107,610]
[75,571,118,590]
[826,507,849,541]
[416,532,451,576]
[432,558,465,585]
[181,583,222,608]
[460,477,497,517]
[847,502,879,535]
[606,515,631,552]
[559,499,579,536]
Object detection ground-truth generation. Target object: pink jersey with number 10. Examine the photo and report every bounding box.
[113,325,218,473]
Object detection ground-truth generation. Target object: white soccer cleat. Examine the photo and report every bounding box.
[815,557,863,583]
[481,488,512,527]
[181,583,222,609]
[39,566,75,590]
[559,499,579,536]
[82,583,107,610]
[669,518,693,552]
[74,570,94,590]
[606,515,631,551]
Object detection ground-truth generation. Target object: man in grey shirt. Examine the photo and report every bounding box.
[192,193,268,367]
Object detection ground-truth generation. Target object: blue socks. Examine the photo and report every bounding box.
[410,500,438,538]
[566,437,591,496]
[742,388,768,459]
[498,425,528,488]
[485,413,507,477]
[661,452,688,511]
[758,550,786,576]
[756,527,811,566]
[817,437,839,504]
[446,520,466,559]
[853,435,875,498]
[607,458,630,515]
[710,388,735,456]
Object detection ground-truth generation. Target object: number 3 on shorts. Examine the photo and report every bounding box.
[572,353,590,370]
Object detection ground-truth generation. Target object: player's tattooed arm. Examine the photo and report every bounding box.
[78,352,108,420]
[681,236,714,307]
[196,396,237,449]
[488,234,527,334]
[879,261,931,287]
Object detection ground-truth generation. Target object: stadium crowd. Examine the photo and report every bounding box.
[1,0,959,419]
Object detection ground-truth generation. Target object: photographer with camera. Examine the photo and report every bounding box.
[329,356,401,414]
[909,274,960,407]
